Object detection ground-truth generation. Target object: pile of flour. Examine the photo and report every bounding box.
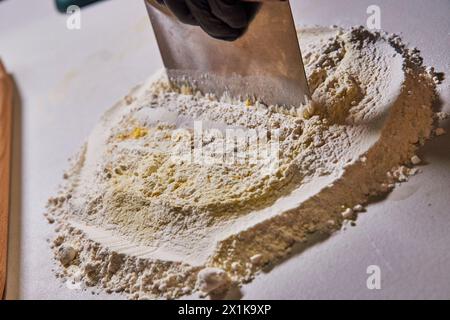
[45,26,441,299]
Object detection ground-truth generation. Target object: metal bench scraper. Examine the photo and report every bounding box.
[145,0,310,106]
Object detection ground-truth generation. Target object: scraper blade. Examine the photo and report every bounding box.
[145,0,310,106]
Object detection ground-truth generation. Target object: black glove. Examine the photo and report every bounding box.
[160,0,259,41]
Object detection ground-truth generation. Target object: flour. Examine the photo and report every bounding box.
[45,26,439,299]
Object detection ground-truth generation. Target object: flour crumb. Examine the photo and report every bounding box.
[58,245,77,267]
[435,112,449,121]
[124,95,135,105]
[231,262,240,271]
[411,155,421,165]
[341,208,354,219]
[435,128,446,136]
[197,268,230,295]
[250,254,263,265]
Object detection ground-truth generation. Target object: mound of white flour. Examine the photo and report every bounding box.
[46,27,439,299]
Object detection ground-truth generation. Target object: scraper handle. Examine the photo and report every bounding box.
[55,0,105,13]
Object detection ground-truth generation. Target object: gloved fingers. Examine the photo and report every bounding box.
[208,0,248,29]
[163,0,198,26]
[186,0,244,41]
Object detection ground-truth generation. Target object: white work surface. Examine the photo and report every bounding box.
[0,0,449,300]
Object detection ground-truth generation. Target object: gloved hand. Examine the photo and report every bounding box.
[158,0,260,41]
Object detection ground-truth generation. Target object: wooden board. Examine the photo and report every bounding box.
[0,60,12,299]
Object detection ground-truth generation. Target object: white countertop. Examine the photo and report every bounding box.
[0,0,449,299]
